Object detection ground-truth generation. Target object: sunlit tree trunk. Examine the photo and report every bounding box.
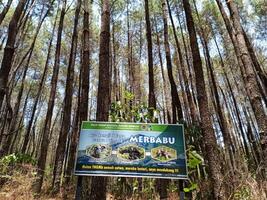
[161,0,183,124]
[144,0,156,109]
[0,0,13,26]
[52,0,81,194]
[31,0,67,194]
[0,0,27,114]
[226,0,267,177]
[182,0,227,198]
[89,0,111,199]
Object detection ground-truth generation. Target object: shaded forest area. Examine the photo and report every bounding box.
[0,0,266,199]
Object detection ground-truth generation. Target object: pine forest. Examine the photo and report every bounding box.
[0,0,266,199]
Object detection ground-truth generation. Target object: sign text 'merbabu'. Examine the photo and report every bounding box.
[129,136,175,144]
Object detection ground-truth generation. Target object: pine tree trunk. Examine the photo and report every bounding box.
[167,0,196,123]
[161,0,183,123]
[31,0,67,194]
[182,0,227,198]
[52,0,81,194]
[175,7,198,122]
[89,0,110,199]
[19,4,52,153]
[0,0,13,26]
[144,0,156,109]
[78,0,92,197]
[226,0,267,177]
[20,2,56,155]
[0,0,27,112]
[154,22,171,124]
[80,0,91,121]
[193,0,235,175]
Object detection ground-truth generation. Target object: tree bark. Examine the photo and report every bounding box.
[31,0,67,194]
[0,0,13,26]
[182,0,227,198]
[144,0,156,109]
[161,0,183,123]
[89,0,110,199]
[167,0,196,123]
[226,0,267,177]
[22,3,58,157]
[19,3,53,153]
[52,0,81,194]
[80,0,91,122]
[154,20,171,124]
[0,0,27,112]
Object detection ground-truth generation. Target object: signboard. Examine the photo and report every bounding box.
[74,122,187,179]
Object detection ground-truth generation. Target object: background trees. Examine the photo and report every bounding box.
[0,0,266,199]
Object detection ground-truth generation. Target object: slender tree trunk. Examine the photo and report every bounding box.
[226,0,267,177]
[144,0,156,109]
[64,82,81,199]
[127,0,133,94]
[243,30,267,104]
[80,0,90,122]
[89,0,110,199]
[52,0,81,194]
[111,18,119,102]
[161,0,183,123]
[182,0,227,198]
[9,89,31,153]
[133,17,143,103]
[167,0,196,123]
[175,7,198,122]
[215,0,245,80]
[31,0,67,194]
[193,0,235,174]
[78,1,92,197]
[0,0,13,26]
[0,0,27,112]
[154,22,171,124]
[23,6,58,158]
[1,64,27,156]
[19,4,52,153]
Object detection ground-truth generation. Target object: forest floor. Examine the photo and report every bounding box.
[0,164,266,200]
[0,164,61,200]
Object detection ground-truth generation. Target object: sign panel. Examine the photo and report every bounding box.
[74,122,187,179]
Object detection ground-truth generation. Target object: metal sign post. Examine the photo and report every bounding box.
[75,176,83,200]
[179,180,185,200]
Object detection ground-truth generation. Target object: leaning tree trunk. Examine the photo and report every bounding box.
[1,2,50,155]
[0,0,27,113]
[182,0,227,198]
[21,1,56,155]
[0,0,13,26]
[20,4,53,153]
[226,0,267,177]
[193,0,235,175]
[31,0,67,195]
[89,0,110,199]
